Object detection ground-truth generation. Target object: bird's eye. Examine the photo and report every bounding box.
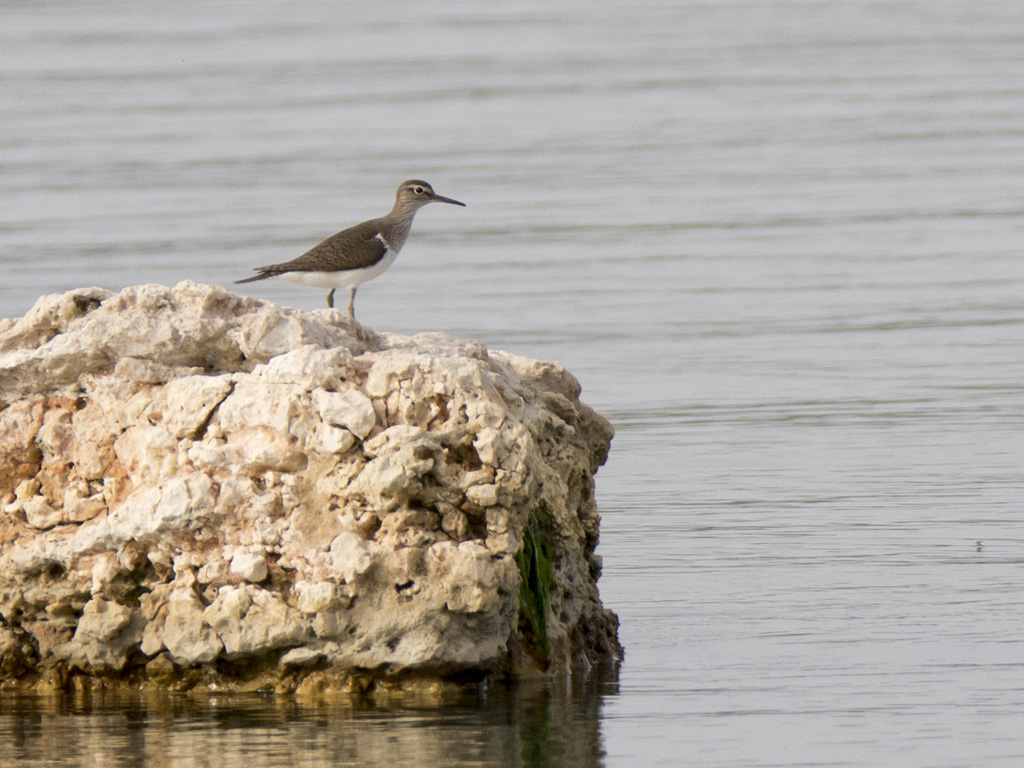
[413,186,424,194]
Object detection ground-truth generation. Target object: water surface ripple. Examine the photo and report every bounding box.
[2,1,1023,766]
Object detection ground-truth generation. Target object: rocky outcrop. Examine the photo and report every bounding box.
[0,282,620,696]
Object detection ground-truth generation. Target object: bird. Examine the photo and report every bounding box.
[236,179,465,318]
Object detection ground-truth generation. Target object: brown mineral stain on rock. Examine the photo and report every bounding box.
[0,400,46,496]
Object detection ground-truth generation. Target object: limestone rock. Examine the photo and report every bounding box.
[0,282,620,695]
[67,596,145,671]
[229,551,268,583]
[159,589,223,664]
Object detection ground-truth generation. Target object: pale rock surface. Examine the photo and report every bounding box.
[0,282,620,694]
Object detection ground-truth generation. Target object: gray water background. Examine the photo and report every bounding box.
[2,1,1024,766]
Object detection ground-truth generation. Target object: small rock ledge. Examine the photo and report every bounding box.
[0,282,620,697]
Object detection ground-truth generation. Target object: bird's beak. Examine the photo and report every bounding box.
[431,192,466,207]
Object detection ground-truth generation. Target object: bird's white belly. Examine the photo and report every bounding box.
[278,249,399,289]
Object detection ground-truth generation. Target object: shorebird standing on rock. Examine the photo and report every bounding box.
[236,179,465,318]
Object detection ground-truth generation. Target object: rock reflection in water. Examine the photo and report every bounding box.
[0,678,616,767]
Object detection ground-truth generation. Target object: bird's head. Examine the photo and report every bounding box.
[395,179,466,212]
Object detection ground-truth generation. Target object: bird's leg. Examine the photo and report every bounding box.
[326,289,335,309]
[347,287,357,319]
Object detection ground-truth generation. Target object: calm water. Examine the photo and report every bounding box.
[3,1,1024,765]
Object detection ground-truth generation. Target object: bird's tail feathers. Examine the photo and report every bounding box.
[235,270,275,285]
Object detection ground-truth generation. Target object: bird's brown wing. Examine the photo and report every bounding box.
[238,219,387,282]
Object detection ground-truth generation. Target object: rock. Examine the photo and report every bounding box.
[157,588,223,665]
[67,597,145,671]
[281,647,326,668]
[229,552,268,583]
[313,388,376,439]
[204,585,308,657]
[23,496,63,530]
[0,282,620,695]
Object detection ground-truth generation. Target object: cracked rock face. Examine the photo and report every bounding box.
[0,282,620,694]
